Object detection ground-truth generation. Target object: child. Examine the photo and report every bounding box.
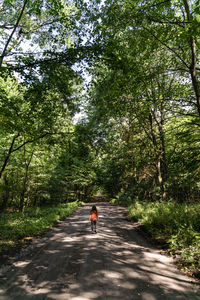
[89,205,98,233]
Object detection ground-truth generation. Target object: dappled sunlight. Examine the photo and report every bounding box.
[144,251,170,262]
[13,260,31,268]
[102,270,123,279]
[71,291,101,300]
[0,202,199,299]
[35,265,48,271]
[34,287,50,294]
[44,249,61,254]
[62,236,83,243]
[141,292,157,300]
[37,280,50,288]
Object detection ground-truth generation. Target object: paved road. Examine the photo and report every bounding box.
[0,202,199,299]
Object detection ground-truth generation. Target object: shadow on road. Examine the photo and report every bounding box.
[0,202,199,300]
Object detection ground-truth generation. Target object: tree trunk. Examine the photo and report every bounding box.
[0,134,19,179]
[19,149,34,212]
[149,112,166,200]
[183,0,200,118]
[0,174,9,211]
[158,102,167,199]
[189,36,200,118]
[0,0,28,66]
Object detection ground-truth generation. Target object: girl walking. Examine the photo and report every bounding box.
[89,205,99,233]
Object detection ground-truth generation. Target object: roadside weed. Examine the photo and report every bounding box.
[0,201,81,254]
[127,200,200,275]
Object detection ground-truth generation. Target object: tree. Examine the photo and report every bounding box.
[83,0,200,201]
[104,0,200,118]
[0,0,76,68]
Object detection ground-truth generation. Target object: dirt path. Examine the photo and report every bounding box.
[0,202,199,300]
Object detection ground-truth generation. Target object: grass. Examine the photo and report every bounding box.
[0,201,82,255]
[113,198,200,277]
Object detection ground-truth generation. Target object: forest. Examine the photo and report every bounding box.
[0,0,200,276]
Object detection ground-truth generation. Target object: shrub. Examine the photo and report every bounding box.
[0,201,81,253]
[127,200,200,274]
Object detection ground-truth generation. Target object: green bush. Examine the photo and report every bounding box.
[169,225,200,270]
[0,201,81,253]
[127,200,200,273]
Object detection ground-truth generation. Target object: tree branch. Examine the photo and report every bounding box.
[0,133,19,179]
[143,26,190,70]
[12,131,74,153]
[0,0,28,67]
[147,17,189,28]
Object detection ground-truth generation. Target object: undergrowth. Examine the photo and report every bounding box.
[0,201,81,254]
[113,198,200,276]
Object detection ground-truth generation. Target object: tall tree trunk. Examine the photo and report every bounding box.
[183,0,200,118]
[0,174,9,211]
[189,36,200,117]
[157,102,167,199]
[19,149,34,212]
[149,113,166,200]
[157,158,166,200]
[0,134,19,179]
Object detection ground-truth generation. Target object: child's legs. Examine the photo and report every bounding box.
[91,220,97,231]
[91,220,94,231]
[93,220,97,231]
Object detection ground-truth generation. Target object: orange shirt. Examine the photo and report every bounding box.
[90,210,98,220]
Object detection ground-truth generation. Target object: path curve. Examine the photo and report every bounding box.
[0,202,199,299]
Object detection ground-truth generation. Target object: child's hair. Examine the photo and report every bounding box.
[91,205,97,211]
